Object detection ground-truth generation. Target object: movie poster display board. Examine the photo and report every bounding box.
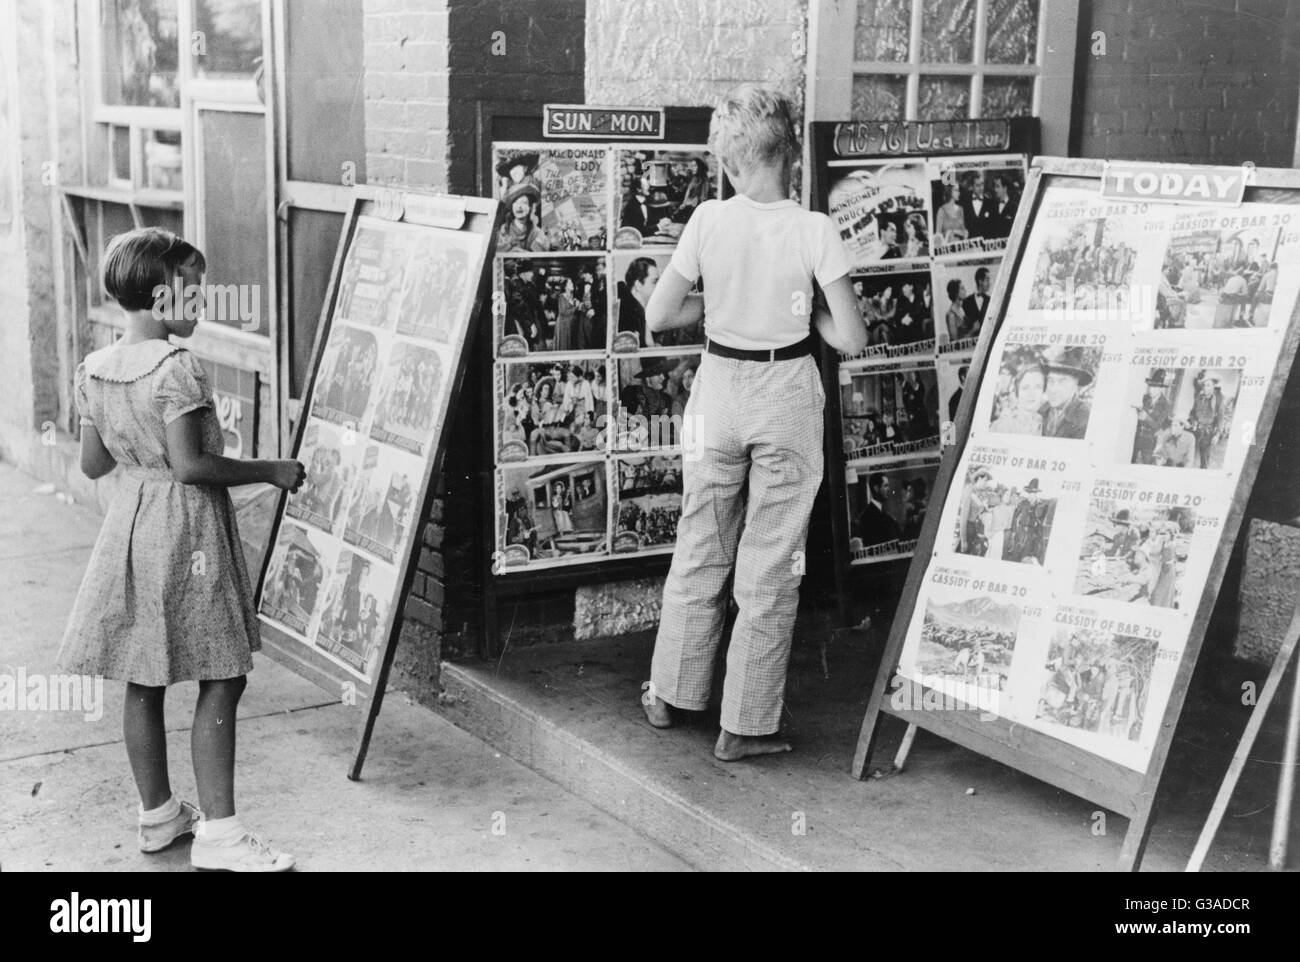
[851,157,1300,871]
[256,191,501,776]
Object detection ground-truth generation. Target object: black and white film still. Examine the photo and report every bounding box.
[342,444,425,566]
[285,419,364,537]
[612,251,704,352]
[612,147,718,249]
[827,161,931,267]
[932,254,1002,355]
[612,353,700,453]
[842,263,935,361]
[613,455,683,556]
[839,361,940,463]
[369,340,445,457]
[981,337,1104,442]
[493,144,610,253]
[1021,199,1143,319]
[259,521,337,641]
[496,254,610,356]
[497,460,611,570]
[496,358,611,462]
[946,451,1067,568]
[845,457,940,564]
[313,548,396,679]
[928,155,1026,258]
[310,323,382,430]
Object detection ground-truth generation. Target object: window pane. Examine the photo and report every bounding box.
[288,208,346,396]
[985,0,1040,65]
[981,76,1035,116]
[854,0,912,63]
[101,0,180,108]
[193,0,264,79]
[916,75,971,119]
[921,0,975,63]
[286,0,366,184]
[142,129,183,191]
[852,73,908,120]
[111,125,132,182]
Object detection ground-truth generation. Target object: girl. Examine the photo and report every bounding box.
[59,228,305,872]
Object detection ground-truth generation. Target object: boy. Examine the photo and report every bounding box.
[640,84,866,760]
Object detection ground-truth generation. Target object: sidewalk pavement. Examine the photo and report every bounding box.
[0,463,688,872]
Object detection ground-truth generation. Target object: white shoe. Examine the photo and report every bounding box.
[138,800,200,853]
[191,831,295,872]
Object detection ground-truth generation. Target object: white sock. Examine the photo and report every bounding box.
[139,795,181,825]
[196,814,245,842]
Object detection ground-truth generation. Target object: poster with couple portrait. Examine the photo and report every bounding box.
[496,459,611,571]
[496,254,609,356]
[932,254,1003,355]
[496,357,611,463]
[845,457,940,566]
[976,329,1109,445]
[927,155,1027,258]
[611,251,705,353]
[493,144,610,252]
[827,161,932,268]
[839,361,941,464]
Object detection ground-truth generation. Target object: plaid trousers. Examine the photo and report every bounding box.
[650,351,824,736]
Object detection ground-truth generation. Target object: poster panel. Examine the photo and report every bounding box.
[845,457,941,565]
[497,459,611,571]
[611,146,719,249]
[827,161,932,268]
[492,144,610,252]
[496,254,609,356]
[839,360,941,464]
[927,155,1027,258]
[611,250,705,353]
[613,454,683,556]
[495,357,611,463]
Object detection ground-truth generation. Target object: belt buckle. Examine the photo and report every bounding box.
[768,348,776,362]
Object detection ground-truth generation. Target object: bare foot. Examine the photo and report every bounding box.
[640,684,674,729]
[714,729,792,761]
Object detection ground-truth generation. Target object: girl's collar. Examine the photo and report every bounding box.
[84,339,184,383]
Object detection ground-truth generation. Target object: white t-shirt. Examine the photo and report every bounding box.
[669,195,853,351]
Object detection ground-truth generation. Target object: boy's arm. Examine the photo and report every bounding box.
[79,426,118,480]
[165,410,306,491]
[814,274,868,355]
[645,265,705,333]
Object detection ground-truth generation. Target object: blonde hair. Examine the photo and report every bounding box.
[709,83,800,175]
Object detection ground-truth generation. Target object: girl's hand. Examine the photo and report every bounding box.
[270,459,307,493]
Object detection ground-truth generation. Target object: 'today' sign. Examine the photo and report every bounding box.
[1101,161,1250,207]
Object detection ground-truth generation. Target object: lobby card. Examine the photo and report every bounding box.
[285,418,365,537]
[310,322,386,431]
[334,217,418,333]
[612,147,718,249]
[927,155,1027,257]
[611,250,704,352]
[845,456,941,565]
[1067,474,1227,614]
[839,361,941,465]
[496,460,611,572]
[842,262,936,362]
[936,441,1078,571]
[932,253,1004,355]
[492,144,609,252]
[258,521,338,642]
[613,454,683,557]
[369,339,445,457]
[936,352,973,436]
[341,444,425,566]
[897,561,1050,718]
[1147,204,1300,333]
[313,548,396,681]
[1110,338,1274,475]
[496,357,611,463]
[496,254,610,356]
[1021,601,1187,772]
[973,327,1110,445]
[395,226,483,344]
[827,161,931,268]
[612,352,700,453]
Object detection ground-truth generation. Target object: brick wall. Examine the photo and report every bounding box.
[1074,0,1300,166]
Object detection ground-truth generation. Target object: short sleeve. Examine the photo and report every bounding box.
[152,351,213,425]
[668,202,708,284]
[74,363,95,428]
[813,213,853,287]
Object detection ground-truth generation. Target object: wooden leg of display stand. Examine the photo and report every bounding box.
[1119,806,1155,873]
[892,724,918,772]
[1186,597,1300,872]
[1268,633,1300,869]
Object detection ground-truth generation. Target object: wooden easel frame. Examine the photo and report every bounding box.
[850,158,1300,871]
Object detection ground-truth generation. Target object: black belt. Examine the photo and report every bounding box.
[705,335,814,362]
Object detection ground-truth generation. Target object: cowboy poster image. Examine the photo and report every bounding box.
[841,263,935,361]
[395,227,481,343]
[945,451,1069,568]
[313,549,395,680]
[981,334,1104,443]
[612,148,718,249]
[839,362,940,464]
[334,218,416,333]
[310,323,384,430]
[341,444,424,566]
[613,455,683,556]
[898,563,1046,718]
[845,457,940,566]
[932,254,1003,355]
[497,460,611,571]
[826,161,931,268]
[1150,206,1298,331]
[496,255,609,356]
[1112,342,1271,473]
[927,155,1027,258]
[612,252,704,352]
[496,358,611,463]
[612,353,700,453]
[369,340,444,457]
[285,419,363,537]
[259,521,336,641]
[492,145,609,252]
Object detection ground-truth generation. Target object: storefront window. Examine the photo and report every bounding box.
[100,0,181,109]
[981,75,1035,117]
[985,0,1040,64]
[193,0,263,79]
[917,74,972,119]
[920,0,977,64]
[110,125,132,184]
[852,73,908,120]
[854,0,911,62]
[142,128,183,191]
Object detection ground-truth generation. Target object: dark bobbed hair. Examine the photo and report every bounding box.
[102,228,206,312]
